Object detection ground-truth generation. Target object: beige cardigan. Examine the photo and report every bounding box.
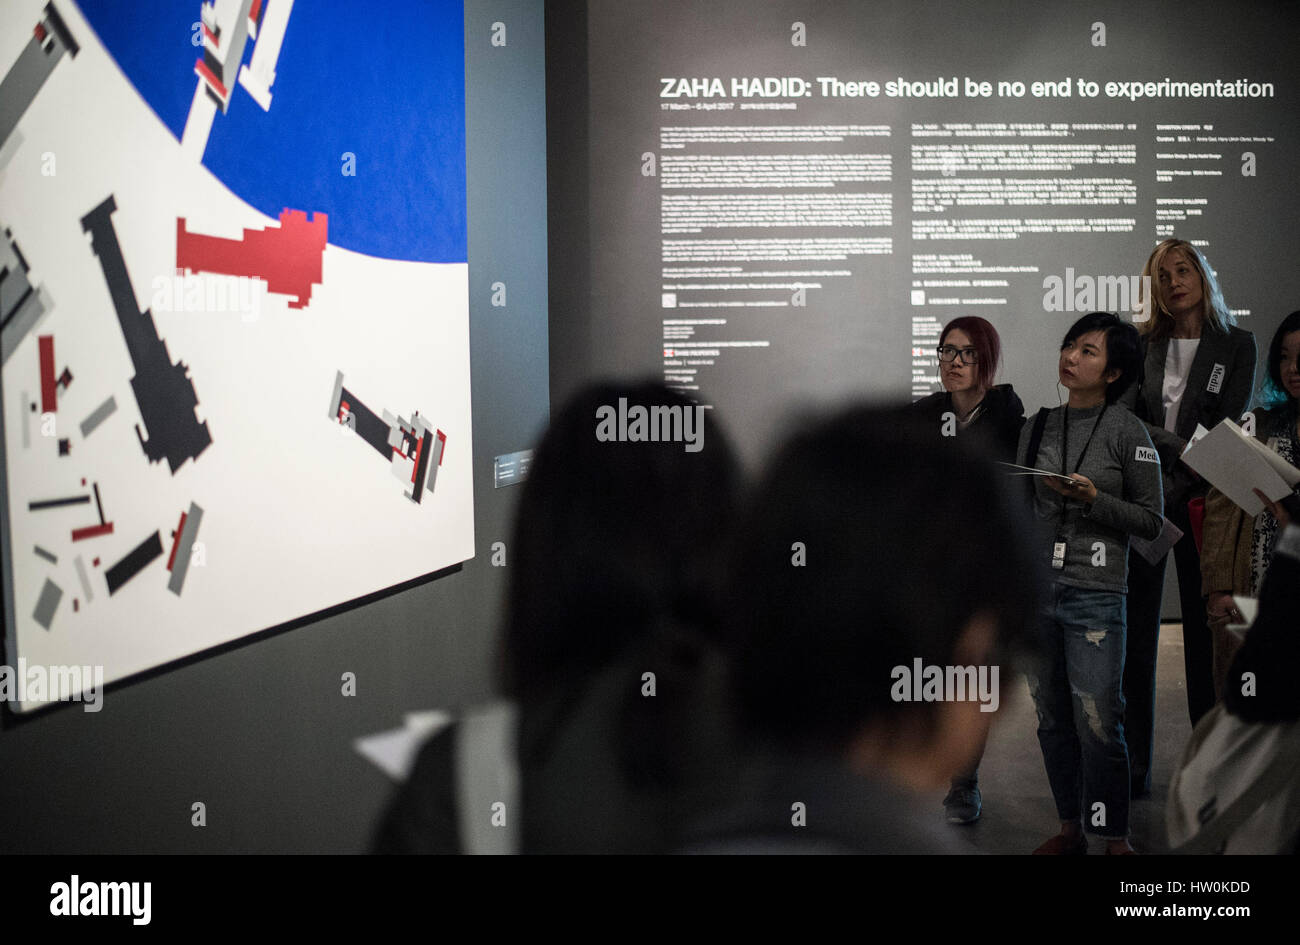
[1200,405,1298,597]
[1200,485,1255,598]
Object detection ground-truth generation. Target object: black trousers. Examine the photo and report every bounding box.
[1123,499,1213,794]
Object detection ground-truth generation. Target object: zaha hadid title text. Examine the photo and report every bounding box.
[659,76,1275,100]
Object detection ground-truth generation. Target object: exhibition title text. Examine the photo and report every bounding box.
[659,75,1275,101]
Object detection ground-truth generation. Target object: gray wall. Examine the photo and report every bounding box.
[551,0,1299,466]
[0,1,549,853]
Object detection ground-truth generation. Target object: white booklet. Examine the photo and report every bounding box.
[998,461,1079,484]
[1181,419,1300,516]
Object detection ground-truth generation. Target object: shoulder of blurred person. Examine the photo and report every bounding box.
[970,383,1026,462]
[369,625,736,856]
[1170,524,1300,854]
[371,722,462,854]
[1224,525,1300,724]
[677,750,973,855]
[909,390,950,420]
[908,385,1024,463]
[519,626,737,854]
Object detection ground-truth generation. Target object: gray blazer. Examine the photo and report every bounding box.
[1119,324,1257,507]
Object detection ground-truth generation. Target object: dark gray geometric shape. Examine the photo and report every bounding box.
[33,544,56,564]
[327,369,344,420]
[0,3,79,155]
[74,554,92,602]
[79,394,117,438]
[167,502,204,596]
[80,195,211,474]
[28,494,89,510]
[426,429,446,495]
[32,576,62,629]
[21,389,31,447]
[1,225,53,364]
[104,530,162,595]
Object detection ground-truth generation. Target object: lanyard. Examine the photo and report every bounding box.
[1059,402,1108,516]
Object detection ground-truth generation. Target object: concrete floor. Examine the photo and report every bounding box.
[927,622,1193,854]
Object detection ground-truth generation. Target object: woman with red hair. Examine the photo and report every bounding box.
[912,316,1025,463]
[910,315,1024,824]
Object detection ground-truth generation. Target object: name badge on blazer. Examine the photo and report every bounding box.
[1207,363,1225,394]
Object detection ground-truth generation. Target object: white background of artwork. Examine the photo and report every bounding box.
[1,0,474,710]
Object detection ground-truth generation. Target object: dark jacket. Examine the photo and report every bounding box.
[678,749,972,854]
[1119,324,1257,507]
[372,634,734,854]
[909,384,1026,465]
[1225,524,1300,723]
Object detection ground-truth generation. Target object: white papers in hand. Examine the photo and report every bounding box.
[1181,419,1300,516]
[997,461,1079,483]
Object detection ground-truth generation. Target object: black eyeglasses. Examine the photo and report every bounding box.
[936,345,979,365]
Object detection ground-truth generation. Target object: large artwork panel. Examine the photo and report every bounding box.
[0,0,473,713]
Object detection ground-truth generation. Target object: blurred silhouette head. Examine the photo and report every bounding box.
[726,406,1037,783]
[501,380,740,702]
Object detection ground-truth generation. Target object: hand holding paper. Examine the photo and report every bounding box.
[1181,419,1300,516]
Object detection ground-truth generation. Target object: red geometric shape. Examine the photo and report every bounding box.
[176,209,328,310]
[194,57,229,101]
[436,430,447,464]
[203,23,218,48]
[409,431,425,483]
[39,335,56,412]
[166,510,188,571]
[34,22,47,42]
[71,523,115,542]
[93,557,100,566]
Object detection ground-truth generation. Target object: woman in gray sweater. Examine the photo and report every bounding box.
[1020,312,1164,855]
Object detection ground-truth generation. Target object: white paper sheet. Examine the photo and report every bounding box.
[1182,419,1300,516]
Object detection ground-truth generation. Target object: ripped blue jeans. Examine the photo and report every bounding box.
[1026,583,1130,839]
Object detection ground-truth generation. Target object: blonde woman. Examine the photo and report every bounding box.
[1119,239,1256,799]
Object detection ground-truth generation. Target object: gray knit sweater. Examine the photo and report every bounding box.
[1018,402,1165,593]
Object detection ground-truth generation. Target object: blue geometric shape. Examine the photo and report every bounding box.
[76,0,466,264]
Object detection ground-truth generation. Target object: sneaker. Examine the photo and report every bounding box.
[943,782,982,824]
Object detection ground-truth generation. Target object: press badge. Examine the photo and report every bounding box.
[1207,363,1225,394]
[1052,541,1067,569]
